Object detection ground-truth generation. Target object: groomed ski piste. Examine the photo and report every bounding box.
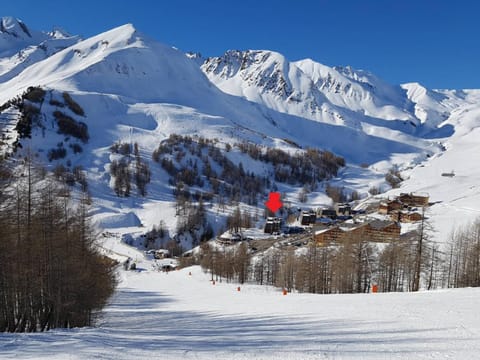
[1,239,479,360]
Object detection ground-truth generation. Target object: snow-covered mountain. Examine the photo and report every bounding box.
[201,49,469,138]
[1,17,480,246]
[202,50,415,125]
[0,16,80,83]
[0,20,438,166]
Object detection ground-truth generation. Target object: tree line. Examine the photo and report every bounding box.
[445,219,480,288]
[236,141,345,185]
[153,134,267,206]
[195,216,480,294]
[0,157,116,332]
[152,134,346,210]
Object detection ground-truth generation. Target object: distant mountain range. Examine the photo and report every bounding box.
[1,16,480,246]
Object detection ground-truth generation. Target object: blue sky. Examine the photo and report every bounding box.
[3,0,478,89]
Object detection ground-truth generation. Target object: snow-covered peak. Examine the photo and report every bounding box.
[0,23,223,108]
[294,58,412,120]
[0,17,81,83]
[49,27,72,39]
[0,17,32,38]
[202,49,298,99]
[336,65,407,101]
[185,51,203,65]
[203,50,417,126]
[77,22,138,50]
[401,82,461,128]
[0,17,50,55]
[334,65,376,87]
[403,82,438,102]
[294,58,337,84]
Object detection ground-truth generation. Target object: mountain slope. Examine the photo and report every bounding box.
[0,18,480,247]
[387,91,480,240]
[0,16,80,83]
[201,50,465,142]
[0,22,435,166]
[295,58,413,121]
[202,50,416,122]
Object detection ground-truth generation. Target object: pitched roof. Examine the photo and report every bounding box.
[368,219,398,230]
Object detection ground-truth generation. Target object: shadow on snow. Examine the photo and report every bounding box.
[0,288,473,358]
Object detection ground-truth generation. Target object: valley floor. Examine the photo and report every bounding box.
[1,261,479,359]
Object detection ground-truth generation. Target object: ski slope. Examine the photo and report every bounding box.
[1,17,480,359]
[1,262,479,359]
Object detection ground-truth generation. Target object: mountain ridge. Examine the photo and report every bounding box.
[1,17,480,247]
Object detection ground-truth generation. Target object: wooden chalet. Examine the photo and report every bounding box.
[314,220,400,245]
[365,220,401,242]
[378,199,403,214]
[398,193,429,207]
[390,211,423,223]
[314,225,350,244]
[161,263,177,272]
[378,193,429,221]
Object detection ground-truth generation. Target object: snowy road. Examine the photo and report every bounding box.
[1,265,479,359]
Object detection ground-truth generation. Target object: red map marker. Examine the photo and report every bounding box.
[265,192,282,213]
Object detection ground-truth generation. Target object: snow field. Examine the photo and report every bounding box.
[1,264,479,359]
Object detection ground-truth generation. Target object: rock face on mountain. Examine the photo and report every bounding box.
[201,49,469,137]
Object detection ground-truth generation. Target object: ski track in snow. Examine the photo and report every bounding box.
[1,264,479,359]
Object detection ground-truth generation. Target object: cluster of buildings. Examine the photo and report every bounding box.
[259,192,430,247]
[264,204,355,234]
[378,192,429,223]
[313,192,429,246]
[299,204,357,226]
[314,220,401,245]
